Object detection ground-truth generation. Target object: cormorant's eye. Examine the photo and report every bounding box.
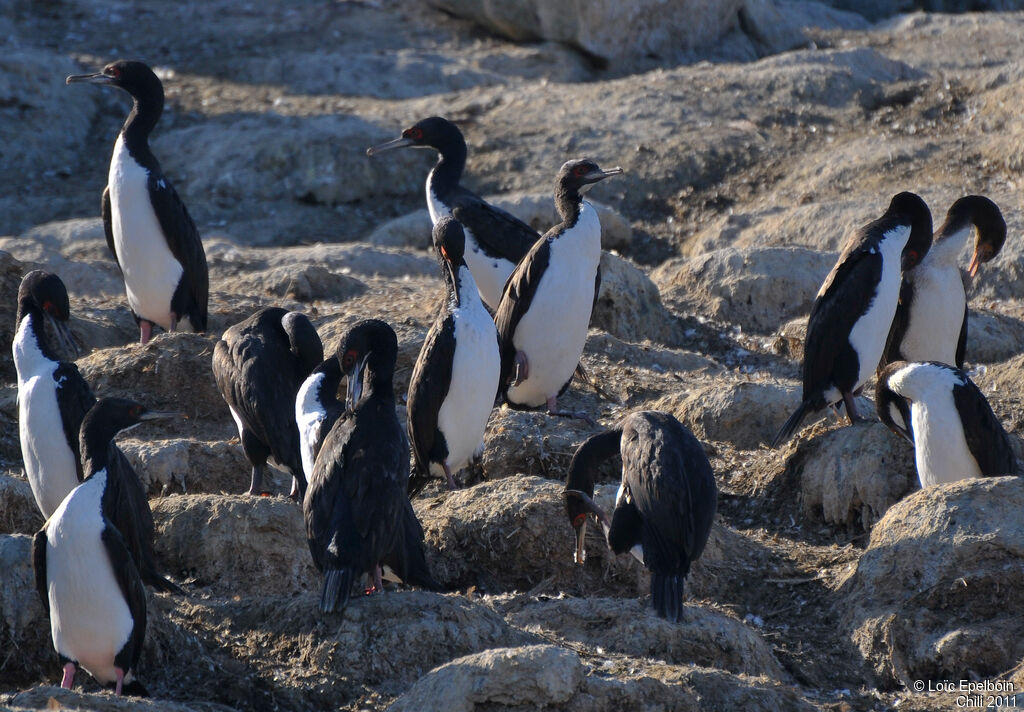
[405,127,424,140]
[573,165,589,177]
[572,513,586,528]
[342,350,358,370]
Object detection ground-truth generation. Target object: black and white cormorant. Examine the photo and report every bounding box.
[564,410,718,622]
[366,116,539,310]
[407,216,500,494]
[296,355,439,591]
[14,271,92,518]
[494,158,622,420]
[32,398,182,697]
[213,307,323,499]
[303,320,416,613]
[771,192,933,447]
[883,195,1007,370]
[67,60,208,345]
[876,360,1017,488]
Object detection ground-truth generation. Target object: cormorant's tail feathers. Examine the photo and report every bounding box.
[144,570,184,596]
[320,568,353,614]
[770,401,811,448]
[651,573,684,623]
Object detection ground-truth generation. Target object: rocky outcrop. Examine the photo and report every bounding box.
[653,246,834,334]
[839,476,1024,687]
[793,420,918,530]
[151,494,315,595]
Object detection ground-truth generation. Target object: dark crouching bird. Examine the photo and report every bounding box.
[883,195,1007,370]
[564,411,717,622]
[33,399,183,696]
[366,116,538,310]
[876,361,1017,488]
[304,320,423,613]
[296,353,439,592]
[407,216,500,493]
[67,60,208,345]
[213,307,323,498]
[771,192,933,447]
[495,159,622,420]
[13,271,92,518]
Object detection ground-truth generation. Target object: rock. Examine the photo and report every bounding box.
[479,408,600,484]
[78,333,226,426]
[579,667,818,712]
[651,380,801,449]
[584,332,720,374]
[200,591,534,694]
[0,473,42,535]
[118,438,254,496]
[428,0,745,68]
[0,51,97,186]
[0,250,24,381]
[965,308,1024,365]
[828,0,1024,21]
[388,644,584,712]
[772,315,807,361]
[652,247,834,334]
[792,420,918,530]
[595,252,679,345]
[223,263,367,303]
[263,243,436,279]
[839,476,1024,687]
[366,209,433,249]
[152,494,315,595]
[739,0,869,55]
[503,597,787,679]
[0,534,50,684]
[4,687,220,712]
[155,115,423,214]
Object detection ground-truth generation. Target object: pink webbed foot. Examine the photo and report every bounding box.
[115,667,124,696]
[61,662,75,689]
[442,462,458,491]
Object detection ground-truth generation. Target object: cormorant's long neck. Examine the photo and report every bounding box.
[554,185,583,231]
[16,305,60,363]
[429,137,467,198]
[121,92,163,167]
[566,428,623,496]
[924,225,971,268]
[80,409,130,480]
[363,360,397,405]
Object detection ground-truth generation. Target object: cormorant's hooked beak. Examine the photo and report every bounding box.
[345,353,370,411]
[573,517,588,565]
[579,166,624,194]
[967,243,993,280]
[46,314,79,359]
[366,137,414,156]
[565,488,611,565]
[66,72,114,86]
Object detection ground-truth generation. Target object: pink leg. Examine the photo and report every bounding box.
[546,396,595,426]
[170,315,178,332]
[61,662,75,689]
[374,565,384,593]
[442,462,457,491]
[139,321,153,345]
[115,668,124,696]
[511,351,529,387]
